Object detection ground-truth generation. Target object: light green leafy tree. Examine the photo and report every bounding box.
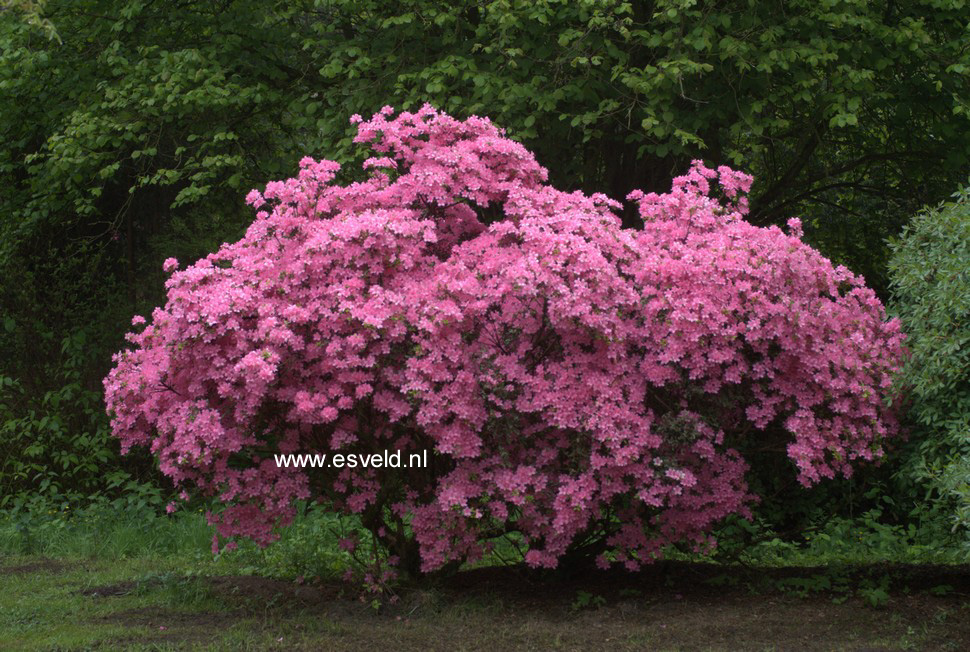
[890,183,970,556]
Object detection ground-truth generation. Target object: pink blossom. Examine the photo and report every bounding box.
[106,105,904,573]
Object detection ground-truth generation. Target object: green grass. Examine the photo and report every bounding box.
[2,552,969,651]
[0,501,361,581]
[1,504,969,650]
[0,505,214,560]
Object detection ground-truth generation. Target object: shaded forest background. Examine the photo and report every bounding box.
[1,0,968,548]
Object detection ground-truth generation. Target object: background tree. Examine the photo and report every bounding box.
[0,0,313,501]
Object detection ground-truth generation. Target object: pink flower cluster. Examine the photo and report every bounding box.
[104,105,904,573]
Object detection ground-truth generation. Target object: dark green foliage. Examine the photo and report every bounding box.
[889,182,970,554]
[0,253,160,505]
[0,0,315,503]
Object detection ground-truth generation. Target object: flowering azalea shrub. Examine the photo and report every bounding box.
[104,105,905,575]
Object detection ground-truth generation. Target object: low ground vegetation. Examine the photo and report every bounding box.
[1,503,968,650]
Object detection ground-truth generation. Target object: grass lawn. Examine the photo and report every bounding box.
[2,554,969,651]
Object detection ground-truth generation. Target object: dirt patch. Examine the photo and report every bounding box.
[205,573,371,621]
[98,607,248,649]
[209,574,335,604]
[208,574,345,606]
[78,573,348,608]
[78,563,970,651]
[78,581,138,597]
[433,560,970,611]
[99,606,244,629]
[0,558,72,575]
